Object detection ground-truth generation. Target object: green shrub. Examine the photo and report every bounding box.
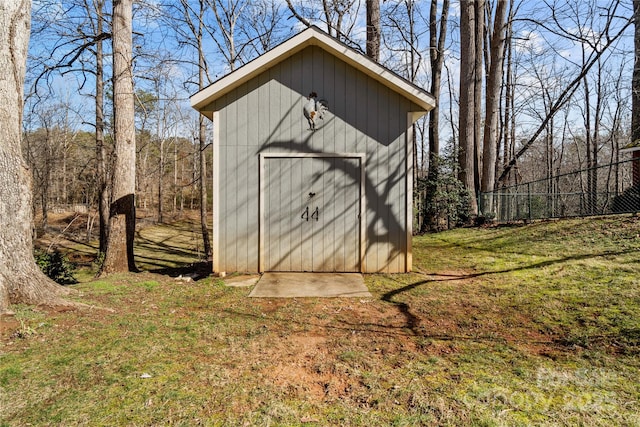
[92,251,105,271]
[417,154,472,232]
[34,249,77,285]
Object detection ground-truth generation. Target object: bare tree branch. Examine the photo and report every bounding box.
[498,11,633,183]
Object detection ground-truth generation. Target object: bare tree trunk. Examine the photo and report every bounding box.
[0,0,72,314]
[473,0,484,206]
[634,151,640,187]
[584,69,602,214]
[199,118,212,260]
[592,64,602,212]
[366,0,380,61]
[197,0,212,260]
[423,0,450,231]
[181,151,185,212]
[94,0,109,255]
[445,62,458,171]
[155,79,165,224]
[502,2,514,187]
[480,0,508,214]
[633,0,640,186]
[61,123,68,204]
[458,0,478,215]
[210,0,246,71]
[173,140,178,213]
[191,145,197,210]
[100,0,137,274]
[428,0,449,160]
[42,126,52,229]
[158,136,164,223]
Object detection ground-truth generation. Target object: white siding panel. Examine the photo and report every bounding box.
[266,158,278,269]
[301,47,313,101]
[224,144,237,271]
[268,64,281,150]
[237,85,248,145]
[300,159,313,271]
[290,50,305,143]
[320,158,333,271]
[280,59,292,149]
[246,78,259,147]
[365,77,381,272]
[388,89,403,273]
[236,145,250,272]
[258,72,270,147]
[280,157,293,271]
[343,60,357,154]
[333,58,346,153]
[289,158,303,270]
[322,50,335,154]
[246,148,259,272]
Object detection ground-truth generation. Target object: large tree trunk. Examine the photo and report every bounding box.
[95,0,110,255]
[366,0,380,61]
[0,0,72,314]
[473,0,484,206]
[458,0,478,215]
[100,0,137,274]
[480,0,508,214]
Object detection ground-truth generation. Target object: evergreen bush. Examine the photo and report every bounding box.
[34,249,77,285]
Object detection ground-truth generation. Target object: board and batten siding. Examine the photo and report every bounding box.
[208,45,420,273]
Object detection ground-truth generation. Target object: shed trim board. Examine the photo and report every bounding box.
[258,152,366,273]
[405,113,414,272]
[212,111,221,273]
[190,26,436,117]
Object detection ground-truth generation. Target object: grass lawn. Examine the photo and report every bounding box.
[1,214,639,426]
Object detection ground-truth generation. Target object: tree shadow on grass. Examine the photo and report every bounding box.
[149,261,212,281]
[381,248,639,349]
[49,226,212,279]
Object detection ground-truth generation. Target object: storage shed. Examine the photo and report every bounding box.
[191,26,435,274]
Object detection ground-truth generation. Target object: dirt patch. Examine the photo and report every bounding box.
[0,315,20,340]
[262,335,330,400]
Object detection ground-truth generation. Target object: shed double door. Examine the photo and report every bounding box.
[264,156,361,272]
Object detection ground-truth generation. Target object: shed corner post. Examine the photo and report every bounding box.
[359,153,366,273]
[405,112,421,273]
[258,153,265,273]
[212,110,221,274]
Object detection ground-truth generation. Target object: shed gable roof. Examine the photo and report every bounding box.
[190,26,436,120]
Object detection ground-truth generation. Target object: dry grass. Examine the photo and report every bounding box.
[1,213,639,425]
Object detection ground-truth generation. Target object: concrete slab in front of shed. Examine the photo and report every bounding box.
[249,272,371,298]
[224,274,260,287]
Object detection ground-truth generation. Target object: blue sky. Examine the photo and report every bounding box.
[25,0,636,157]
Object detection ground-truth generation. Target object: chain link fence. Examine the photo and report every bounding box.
[479,158,640,222]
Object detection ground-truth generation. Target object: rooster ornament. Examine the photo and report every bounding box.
[303,92,329,131]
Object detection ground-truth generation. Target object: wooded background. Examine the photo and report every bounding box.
[23,0,638,238]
